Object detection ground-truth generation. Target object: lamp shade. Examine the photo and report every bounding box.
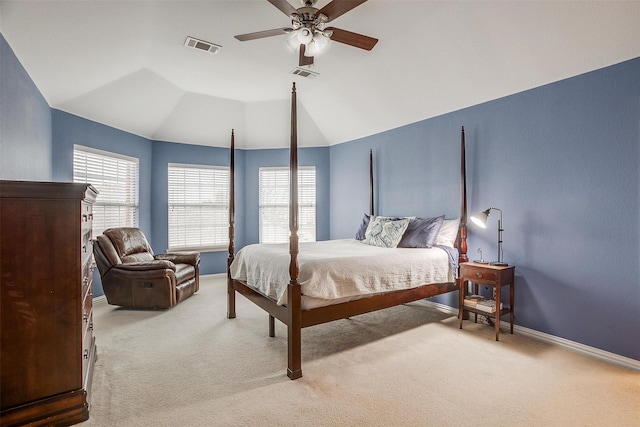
[470,209,491,228]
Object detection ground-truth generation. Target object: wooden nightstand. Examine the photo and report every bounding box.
[458,262,516,341]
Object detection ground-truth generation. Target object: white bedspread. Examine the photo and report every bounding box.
[230,239,454,307]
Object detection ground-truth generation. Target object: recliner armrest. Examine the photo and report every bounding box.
[155,252,200,266]
[113,260,177,272]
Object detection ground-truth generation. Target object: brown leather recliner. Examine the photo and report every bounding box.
[93,227,200,309]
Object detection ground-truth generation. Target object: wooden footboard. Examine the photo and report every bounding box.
[227,83,468,380]
[229,274,459,381]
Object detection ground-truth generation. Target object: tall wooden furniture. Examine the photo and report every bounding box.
[1,181,98,426]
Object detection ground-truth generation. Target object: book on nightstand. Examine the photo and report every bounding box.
[463,295,485,308]
[475,299,503,313]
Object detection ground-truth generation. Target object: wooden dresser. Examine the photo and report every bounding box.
[1,181,98,426]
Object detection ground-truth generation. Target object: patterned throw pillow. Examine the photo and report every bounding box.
[363,217,410,248]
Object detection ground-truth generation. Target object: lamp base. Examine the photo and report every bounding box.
[490,261,509,266]
[473,259,490,264]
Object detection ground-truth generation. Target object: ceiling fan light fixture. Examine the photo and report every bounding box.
[297,27,313,44]
[287,31,302,51]
[305,32,330,56]
[303,40,316,57]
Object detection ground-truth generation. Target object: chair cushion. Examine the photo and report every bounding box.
[174,264,195,283]
[120,252,154,264]
[103,227,154,258]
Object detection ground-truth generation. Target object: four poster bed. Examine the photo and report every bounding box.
[227,83,469,380]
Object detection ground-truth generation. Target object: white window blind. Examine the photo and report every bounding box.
[168,164,229,251]
[259,167,316,244]
[73,145,139,237]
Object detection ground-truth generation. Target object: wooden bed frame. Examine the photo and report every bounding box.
[227,83,468,380]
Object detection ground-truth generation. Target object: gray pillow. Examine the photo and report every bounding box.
[355,213,371,240]
[397,215,445,248]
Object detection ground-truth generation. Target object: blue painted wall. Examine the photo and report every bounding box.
[0,34,52,180]
[330,57,640,361]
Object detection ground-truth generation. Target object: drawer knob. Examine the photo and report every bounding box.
[475,272,483,278]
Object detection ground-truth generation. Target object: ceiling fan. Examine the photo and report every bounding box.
[235,0,378,67]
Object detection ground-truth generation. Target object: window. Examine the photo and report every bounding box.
[168,164,230,251]
[73,145,139,236]
[259,167,316,244]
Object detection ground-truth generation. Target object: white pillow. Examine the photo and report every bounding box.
[433,218,460,247]
[363,217,410,248]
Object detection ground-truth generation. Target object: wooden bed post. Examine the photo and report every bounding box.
[227,129,236,319]
[287,83,302,380]
[459,126,469,263]
[369,149,374,216]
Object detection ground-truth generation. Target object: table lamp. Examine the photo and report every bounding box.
[470,207,508,266]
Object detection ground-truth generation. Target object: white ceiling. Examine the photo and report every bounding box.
[1,0,639,149]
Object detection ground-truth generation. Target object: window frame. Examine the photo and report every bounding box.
[259,166,316,244]
[167,163,230,252]
[73,145,139,237]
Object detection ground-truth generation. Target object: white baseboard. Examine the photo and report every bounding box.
[201,272,226,279]
[425,300,640,372]
[93,294,107,305]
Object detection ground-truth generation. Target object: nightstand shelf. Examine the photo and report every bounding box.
[458,262,516,341]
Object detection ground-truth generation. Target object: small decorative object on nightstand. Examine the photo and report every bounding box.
[474,247,489,264]
[458,262,516,341]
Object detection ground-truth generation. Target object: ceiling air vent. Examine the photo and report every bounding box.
[184,36,221,54]
[291,68,319,79]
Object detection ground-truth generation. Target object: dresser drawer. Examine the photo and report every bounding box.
[82,309,94,377]
[81,202,93,234]
[461,264,499,283]
[82,262,94,298]
[81,237,93,267]
[83,288,92,324]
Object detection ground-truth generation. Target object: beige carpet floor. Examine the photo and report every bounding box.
[81,275,639,427]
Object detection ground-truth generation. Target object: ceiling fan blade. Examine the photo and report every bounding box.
[268,0,298,17]
[299,44,314,66]
[235,27,291,41]
[327,27,378,50]
[318,0,368,22]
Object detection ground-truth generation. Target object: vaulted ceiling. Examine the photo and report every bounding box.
[2,0,639,149]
